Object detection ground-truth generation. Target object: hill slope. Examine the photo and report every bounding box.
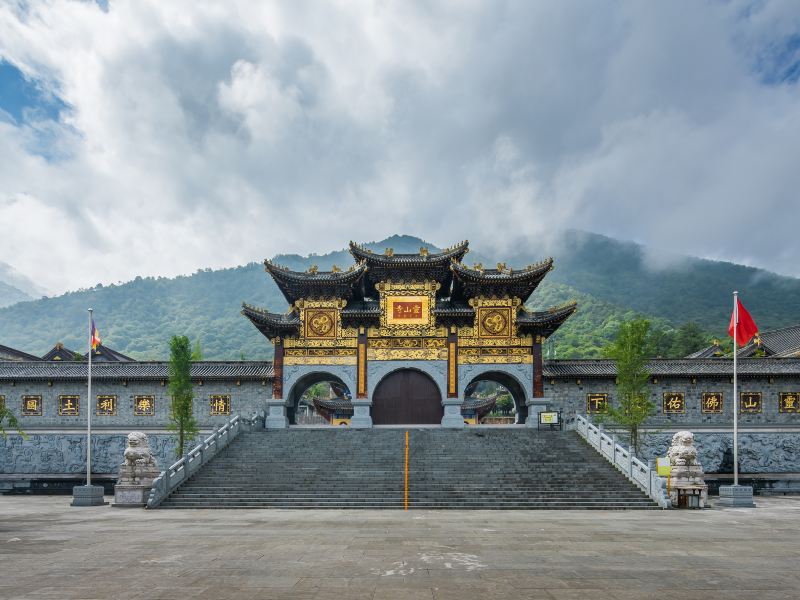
[0,233,796,359]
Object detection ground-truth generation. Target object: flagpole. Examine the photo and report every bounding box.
[87,308,93,487]
[732,291,738,487]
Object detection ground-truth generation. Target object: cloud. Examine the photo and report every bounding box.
[0,0,799,294]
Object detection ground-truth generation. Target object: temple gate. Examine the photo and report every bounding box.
[242,240,576,427]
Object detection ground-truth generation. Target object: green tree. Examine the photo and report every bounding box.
[0,398,25,439]
[167,335,198,457]
[670,322,708,357]
[602,318,655,454]
[495,394,514,415]
[191,339,203,361]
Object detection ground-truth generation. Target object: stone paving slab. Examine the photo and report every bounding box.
[1,496,800,599]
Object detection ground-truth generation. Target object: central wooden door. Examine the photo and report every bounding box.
[372,369,443,425]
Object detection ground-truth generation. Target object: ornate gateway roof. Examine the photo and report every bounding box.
[244,239,576,343]
[265,260,368,305]
[450,258,553,303]
[349,240,469,298]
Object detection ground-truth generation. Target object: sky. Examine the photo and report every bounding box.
[0,0,799,295]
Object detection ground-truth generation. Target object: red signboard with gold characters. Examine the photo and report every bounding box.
[386,296,430,326]
[392,301,424,320]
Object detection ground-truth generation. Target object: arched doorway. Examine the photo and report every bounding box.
[286,372,353,425]
[372,369,443,425]
[463,371,528,424]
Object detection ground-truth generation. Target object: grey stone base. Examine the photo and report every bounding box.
[525,398,550,427]
[350,401,373,428]
[71,484,106,507]
[265,401,289,429]
[718,484,756,507]
[441,399,465,428]
[113,484,152,507]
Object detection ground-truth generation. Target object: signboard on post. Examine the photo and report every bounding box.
[538,411,562,430]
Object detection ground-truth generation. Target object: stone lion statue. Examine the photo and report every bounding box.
[123,431,157,467]
[667,431,698,467]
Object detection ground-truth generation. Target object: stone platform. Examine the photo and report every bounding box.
[1,495,799,599]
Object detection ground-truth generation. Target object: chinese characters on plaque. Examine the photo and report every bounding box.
[21,395,41,416]
[663,392,685,414]
[58,395,79,416]
[739,392,762,414]
[586,393,608,414]
[134,395,155,416]
[210,395,231,416]
[701,392,723,414]
[391,301,424,322]
[779,392,799,413]
[96,395,117,416]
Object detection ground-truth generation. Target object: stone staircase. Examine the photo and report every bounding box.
[158,428,658,509]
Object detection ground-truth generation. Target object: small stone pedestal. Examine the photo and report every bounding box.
[350,400,373,428]
[718,484,755,508]
[265,400,289,429]
[113,432,161,508]
[441,399,465,428]
[71,484,106,507]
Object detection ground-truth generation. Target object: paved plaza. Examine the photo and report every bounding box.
[1,496,800,599]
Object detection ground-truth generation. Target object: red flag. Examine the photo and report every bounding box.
[728,298,758,347]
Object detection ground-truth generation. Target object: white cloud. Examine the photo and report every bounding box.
[0,0,798,294]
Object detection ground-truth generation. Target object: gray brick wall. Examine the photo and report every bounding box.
[0,379,269,430]
[545,376,800,427]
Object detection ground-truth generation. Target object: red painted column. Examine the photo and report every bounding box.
[532,336,544,398]
[272,338,284,399]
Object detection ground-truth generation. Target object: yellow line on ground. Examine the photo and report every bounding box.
[404,430,409,510]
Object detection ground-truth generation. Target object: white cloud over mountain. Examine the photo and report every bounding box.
[0,0,799,293]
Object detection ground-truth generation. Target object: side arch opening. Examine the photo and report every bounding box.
[286,372,353,426]
[463,370,528,425]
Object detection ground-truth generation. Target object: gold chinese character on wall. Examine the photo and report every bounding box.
[739,392,762,414]
[587,393,608,414]
[21,395,42,416]
[701,392,723,414]
[58,395,80,416]
[663,392,685,414]
[0,395,4,410]
[210,395,231,416]
[779,392,799,414]
[96,395,117,416]
[134,395,155,416]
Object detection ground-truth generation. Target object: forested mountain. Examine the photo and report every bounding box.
[0,279,31,309]
[0,232,797,360]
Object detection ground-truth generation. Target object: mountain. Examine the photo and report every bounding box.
[0,232,796,360]
[0,261,42,308]
[0,279,31,309]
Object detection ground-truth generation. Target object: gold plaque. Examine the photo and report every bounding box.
[210,395,231,416]
[134,395,155,416]
[386,295,430,326]
[587,393,608,414]
[739,392,762,414]
[22,395,42,416]
[58,395,80,416]
[701,392,723,414]
[96,395,117,416]
[779,392,799,413]
[477,307,512,338]
[305,309,337,338]
[663,392,685,414]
